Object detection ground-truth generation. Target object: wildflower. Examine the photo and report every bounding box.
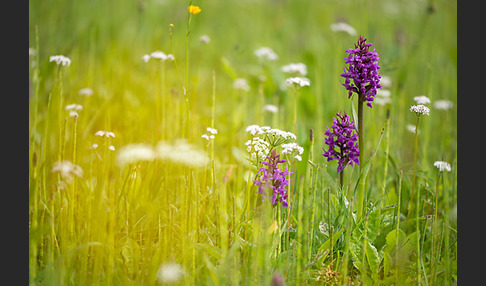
[245,137,270,161]
[254,47,278,61]
[49,55,71,66]
[156,262,184,284]
[200,35,210,44]
[246,124,265,136]
[116,143,155,167]
[323,112,359,173]
[95,130,116,138]
[150,51,168,60]
[233,78,250,91]
[263,104,279,113]
[373,96,391,106]
[108,145,116,151]
[285,77,310,87]
[265,128,297,146]
[341,36,382,108]
[434,99,454,110]
[253,149,291,207]
[188,4,201,15]
[142,54,151,62]
[434,161,452,172]
[330,22,357,36]
[281,142,304,161]
[166,54,175,61]
[406,124,420,134]
[65,104,83,111]
[376,89,391,97]
[156,139,209,167]
[414,95,431,105]
[202,127,217,141]
[281,63,307,76]
[89,143,99,149]
[410,104,430,116]
[78,88,94,96]
[52,160,83,184]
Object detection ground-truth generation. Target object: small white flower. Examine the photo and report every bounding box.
[246,124,265,136]
[166,54,175,61]
[78,88,94,96]
[294,155,302,161]
[69,111,79,118]
[108,145,116,151]
[90,143,99,149]
[95,130,116,138]
[150,51,167,60]
[376,89,391,97]
[156,262,184,284]
[254,47,278,61]
[380,76,392,88]
[285,77,310,87]
[263,104,278,113]
[142,54,151,62]
[410,104,430,116]
[433,99,454,110]
[49,55,71,66]
[52,160,83,184]
[200,35,210,44]
[245,137,270,161]
[434,161,451,172]
[206,127,218,135]
[201,134,210,140]
[281,63,307,76]
[406,124,419,134]
[414,95,431,105]
[374,96,392,106]
[281,142,304,156]
[233,78,250,91]
[330,22,357,36]
[65,104,83,111]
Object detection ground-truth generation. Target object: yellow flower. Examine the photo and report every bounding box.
[188,5,201,15]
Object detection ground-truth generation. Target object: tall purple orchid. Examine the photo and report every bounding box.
[323,112,359,175]
[253,149,291,208]
[341,35,382,108]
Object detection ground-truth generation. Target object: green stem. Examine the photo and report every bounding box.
[357,96,365,219]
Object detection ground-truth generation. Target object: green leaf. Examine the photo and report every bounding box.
[365,241,381,274]
[121,238,141,278]
[316,229,344,259]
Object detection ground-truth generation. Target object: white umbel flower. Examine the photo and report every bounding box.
[410,104,430,116]
[95,130,116,138]
[246,124,265,136]
[285,77,310,87]
[281,142,304,161]
[65,104,83,111]
[49,55,71,66]
[156,139,209,167]
[263,104,279,113]
[330,22,357,36]
[52,160,83,184]
[254,47,278,61]
[281,63,307,76]
[433,99,454,110]
[200,35,210,44]
[78,88,94,96]
[156,262,184,284]
[142,54,151,62]
[233,78,250,91]
[414,95,431,105]
[245,137,270,161]
[150,51,167,60]
[434,161,451,172]
[116,143,155,167]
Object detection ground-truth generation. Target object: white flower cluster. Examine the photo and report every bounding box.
[410,104,430,116]
[281,63,307,76]
[142,51,175,63]
[51,160,83,184]
[233,78,250,91]
[433,99,454,110]
[414,95,431,105]
[263,104,278,113]
[254,47,278,61]
[246,124,296,147]
[330,22,357,36]
[78,88,94,96]
[65,104,83,118]
[95,130,115,138]
[281,142,305,161]
[199,35,210,44]
[374,76,392,106]
[156,262,185,284]
[245,137,270,162]
[285,77,311,87]
[156,139,209,167]
[202,127,218,141]
[49,55,71,66]
[434,161,452,172]
[116,143,156,167]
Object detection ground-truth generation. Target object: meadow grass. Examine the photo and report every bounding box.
[29,0,457,285]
